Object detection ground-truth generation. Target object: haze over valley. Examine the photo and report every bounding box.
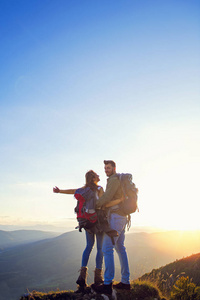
[0,229,199,300]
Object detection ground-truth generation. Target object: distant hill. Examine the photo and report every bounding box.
[139,252,200,297]
[0,230,60,250]
[0,231,85,300]
[0,229,199,300]
[125,230,200,279]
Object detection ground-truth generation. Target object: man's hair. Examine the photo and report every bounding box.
[104,160,116,168]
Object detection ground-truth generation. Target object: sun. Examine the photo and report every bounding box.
[136,158,200,232]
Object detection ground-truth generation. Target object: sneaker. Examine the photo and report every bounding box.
[91,283,113,295]
[113,282,131,290]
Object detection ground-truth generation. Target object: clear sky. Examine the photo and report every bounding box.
[0,0,200,232]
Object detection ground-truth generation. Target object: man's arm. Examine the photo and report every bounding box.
[104,197,123,208]
[96,178,121,208]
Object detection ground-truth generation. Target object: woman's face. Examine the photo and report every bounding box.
[93,173,100,183]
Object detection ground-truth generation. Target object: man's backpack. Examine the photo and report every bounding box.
[117,173,138,215]
[74,187,98,232]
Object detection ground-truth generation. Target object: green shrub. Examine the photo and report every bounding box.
[171,276,200,300]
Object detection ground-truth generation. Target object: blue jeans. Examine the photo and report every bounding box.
[81,230,104,269]
[102,213,130,285]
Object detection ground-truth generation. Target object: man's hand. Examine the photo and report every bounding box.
[105,197,124,208]
[53,186,60,193]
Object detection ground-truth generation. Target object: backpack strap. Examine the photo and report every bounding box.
[127,214,131,231]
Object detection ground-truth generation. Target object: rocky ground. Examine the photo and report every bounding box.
[19,281,167,300]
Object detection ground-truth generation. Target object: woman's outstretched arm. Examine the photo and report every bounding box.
[53,186,77,194]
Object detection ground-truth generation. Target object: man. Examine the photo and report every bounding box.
[92,160,130,295]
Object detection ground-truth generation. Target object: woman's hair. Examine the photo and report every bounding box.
[84,170,98,191]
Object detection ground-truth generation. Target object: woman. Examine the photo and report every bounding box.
[53,170,105,291]
[53,170,123,291]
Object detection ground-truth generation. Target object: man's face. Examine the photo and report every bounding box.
[104,163,115,177]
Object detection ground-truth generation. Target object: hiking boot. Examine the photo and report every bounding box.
[91,283,113,295]
[113,282,131,290]
[94,268,104,285]
[76,266,88,287]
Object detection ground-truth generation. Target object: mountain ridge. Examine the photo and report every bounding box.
[0,229,199,300]
[0,229,60,250]
[139,252,200,298]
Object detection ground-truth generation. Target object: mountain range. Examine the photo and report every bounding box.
[0,229,199,300]
[0,230,60,251]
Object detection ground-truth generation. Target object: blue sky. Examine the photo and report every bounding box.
[0,0,200,231]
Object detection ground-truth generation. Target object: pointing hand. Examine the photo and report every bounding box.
[53,186,60,193]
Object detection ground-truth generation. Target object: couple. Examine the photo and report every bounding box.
[53,160,130,295]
